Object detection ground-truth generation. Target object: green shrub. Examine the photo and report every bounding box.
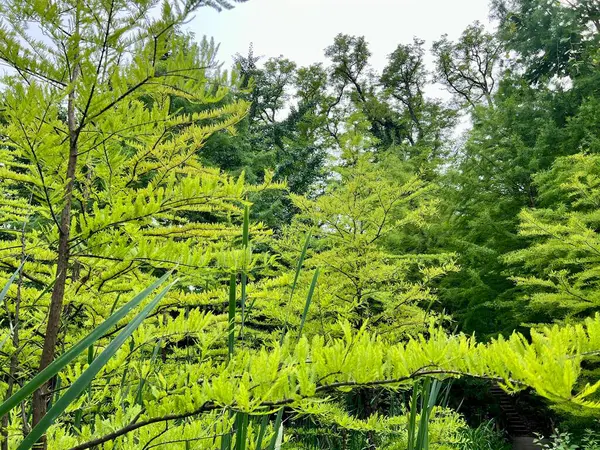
[534,429,600,450]
[457,420,510,450]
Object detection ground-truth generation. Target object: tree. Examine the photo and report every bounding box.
[198,52,329,229]
[381,38,457,167]
[269,116,458,341]
[504,153,600,320]
[2,1,600,447]
[492,0,600,83]
[0,0,253,442]
[323,34,456,170]
[432,4,600,335]
[432,22,502,108]
[324,34,405,150]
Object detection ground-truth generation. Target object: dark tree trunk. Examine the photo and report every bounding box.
[31,23,80,446]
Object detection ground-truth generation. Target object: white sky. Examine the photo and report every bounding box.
[190,0,494,72]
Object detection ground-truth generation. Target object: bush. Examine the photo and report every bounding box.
[457,420,511,450]
[534,429,600,450]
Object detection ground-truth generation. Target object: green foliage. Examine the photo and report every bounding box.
[492,0,600,83]
[433,7,600,334]
[198,52,329,229]
[535,429,600,450]
[277,121,457,339]
[505,153,600,320]
[456,420,510,450]
[432,22,501,108]
[2,0,600,448]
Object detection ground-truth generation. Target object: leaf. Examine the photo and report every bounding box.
[268,408,284,450]
[255,415,269,450]
[298,268,319,340]
[228,273,236,361]
[0,260,25,306]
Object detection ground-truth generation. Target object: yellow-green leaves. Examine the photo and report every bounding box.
[505,153,600,319]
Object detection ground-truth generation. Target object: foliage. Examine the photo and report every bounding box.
[534,429,600,450]
[198,52,329,228]
[505,153,600,321]
[456,420,510,450]
[1,0,600,448]
[283,147,456,339]
[432,22,501,108]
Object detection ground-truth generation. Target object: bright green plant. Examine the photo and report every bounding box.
[0,0,280,445]
[277,119,457,340]
[0,265,174,449]
[1,1,600,449]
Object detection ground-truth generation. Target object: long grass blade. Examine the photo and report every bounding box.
[290,231,311,301]
[240,205,250,339]
[234,412,248,450]
[0,271,173,419]
[255,414,269,450]
[0,261,25,306]
[297,269,319,340]
[415,378,431,449]
[228,274,236,362]
[268,408,284,450]
[280,231,312,342]
[17,282,174,449]
[407,381,419,450]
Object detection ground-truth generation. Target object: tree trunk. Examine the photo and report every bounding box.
[31,15,80,446]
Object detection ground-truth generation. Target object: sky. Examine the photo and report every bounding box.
[190,0,494,73]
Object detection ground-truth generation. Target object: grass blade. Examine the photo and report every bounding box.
[221,411,233,450]
[240,205,250,339]
[17,281,174,449]
[407,382,419,450]
[234,412,248,450]
[297,269,319,340]
[255,414,269,450]
[415,378,430,449]
[0,261,25,306]
[136,338,163,407]
[0,271,173,419]
[268,408,284,450]
[242,204,250,248]
[290,231,311,301]
[228,274,236,362]
[280,231,312,342]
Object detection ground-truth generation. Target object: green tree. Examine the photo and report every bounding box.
[381,38,457,169]
[492,0,600,84]
[276,117,457,340]
[504,153,600,320]
[198,52,329,228]
[0,0,254,442]
[432,22,501,108]
[432,6,600,335]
